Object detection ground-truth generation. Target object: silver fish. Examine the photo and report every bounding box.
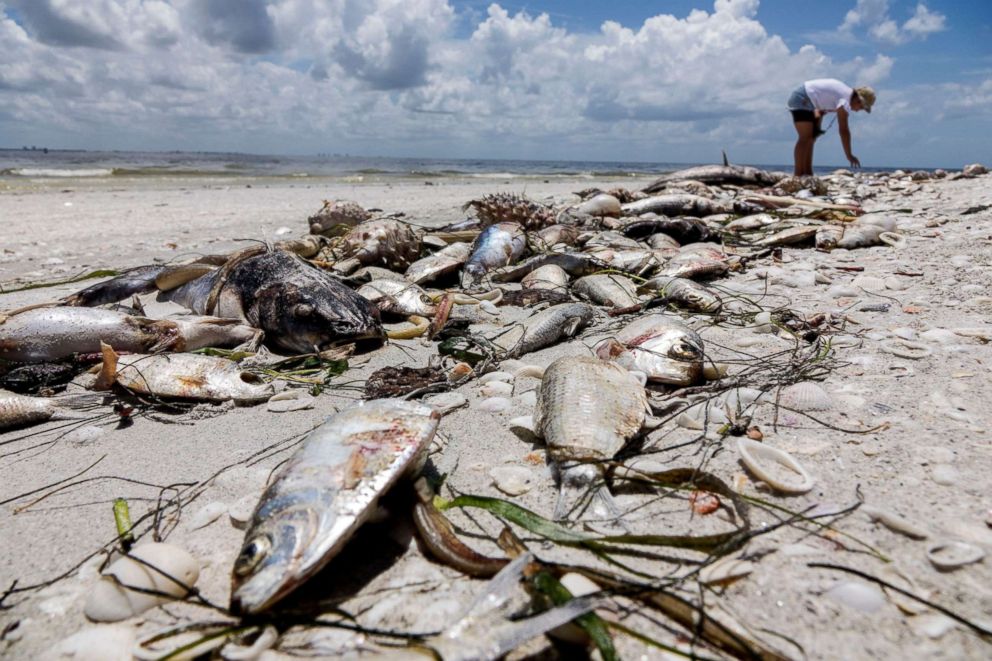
[572,274,640,309]
[754,225,818,247]
[531,224,581,251]
[583,246,664,275]
[594,314,704,385]
[489,252,609,283]
[643,164,785,192]
[491,303,594,357]
[815,224,845,251]
[405,242,472,285]
[520,264,569,291]
[534,355,648,520]
[659,243,728,280]
[724,213,780,232]
[462,223,527,286]
[621,194,758,218]
[230,399,440,614]
[638,275,723,313]
[357,280,436,317]
[0,307,258,364]
[0,389,81,430]
[94,344,274,403]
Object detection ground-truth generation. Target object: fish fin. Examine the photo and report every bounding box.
[562,316,584,337]
[554,464,603,521]
[93,342,119,391]
[722,149,730,166]
[235,330,265,353]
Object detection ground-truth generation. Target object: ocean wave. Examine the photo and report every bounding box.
[4,167,115,177]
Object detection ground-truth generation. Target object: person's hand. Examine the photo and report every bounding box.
[848,154,861,168]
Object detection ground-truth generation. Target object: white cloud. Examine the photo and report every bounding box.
[824,0,945,46]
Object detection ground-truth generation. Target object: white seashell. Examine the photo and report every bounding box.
[480,381,513,398]
[550,573,602,644]
[489,466,536,496]
[477,396,512,413]
[879,339,932,359]
[752,311,775,334]
[825,581,886,613]
[779,382,832,412]
[919,329,958,345]
[424,392,468,415]
[699,557,754,586]
[47,624,136,661]
[188,501,227,531]
[479,300,499,315]
[861,505,928,539]
[878,232,907,249]
[266,390,315,412]
[516,390,537,407]
[221,625,279,660]
[926,540,985,570]
[84,543,199,622]
[890,327,917,340]
[910,613,957,639]
[66,425,106,447]
[512,363,546,379]
[851,275,886,292]
[228,495,256,529]
[827,284,860,298]
[479,371,513,384]
[736,438,815,494]
[884,276,911,291]
[931,463,959,486]
[508,415,537,437]
[133,624,227,661]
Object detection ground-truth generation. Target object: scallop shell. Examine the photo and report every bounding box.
[736,438,815,494]
[477,396,512,413]
[779,382,832,412]
[880,339,932,359]
[480,381,513,398]
[926,540,985,571]
[479,371,513,384]
[851,275,886,292]
[84,543,199,622]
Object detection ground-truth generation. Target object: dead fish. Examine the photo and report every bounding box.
[621,195,759,218]
[638,275,723,313]
[462,223,527,287]
[94,343,274,403]
[327,218,421,271]
[357,280,436,317]
[572,274,640,309]
[491,303,594,357]
[521,264,569,291]
[62,265,166,307]
[534,355,648,520]
[0,307,258,363]
[620,215,721,244]
[0,362,78,394]
[230,399,440,614]
[531,224,581,251]
[0,389,89,430]
[660,243,729,280]
[405,242,472,285]
[583,246,664,275]
[835,223,885,249]
[815,224,845,251]
[643,164,786,192]
[645,233,681,251]
[489,252,610,283]
[594,314,704,385]
[754,225,818,247]
[498,289,573,308]
[580,231,643,250]
[724,213,780,232]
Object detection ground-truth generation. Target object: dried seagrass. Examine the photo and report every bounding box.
[364,365,447,399]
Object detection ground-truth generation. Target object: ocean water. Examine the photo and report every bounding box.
[0,148,898,182]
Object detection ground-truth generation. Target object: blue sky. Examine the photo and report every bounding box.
[0,0,989,168]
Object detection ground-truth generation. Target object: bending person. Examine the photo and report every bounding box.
[787,79,875,176]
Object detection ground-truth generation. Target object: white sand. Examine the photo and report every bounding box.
[1,171,990,659]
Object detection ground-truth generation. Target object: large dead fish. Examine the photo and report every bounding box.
[643,164,785,193]
[67,249,385,354]
[659,243,729,280]
[620,216,721,244]
[94,343,274,403]
[534,355,649,520]
[490,303,594,357]
[404,242,472,285]
[621,194,760,218]
[357,280,436,317]
[594,314,705,385]
[488,252,610,283]
[637,275,723,313]
[572,274,640,309]
[462,222,527,287]
[230,399,440,614]
[0,307,258,363]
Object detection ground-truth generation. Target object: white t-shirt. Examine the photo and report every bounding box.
[804,79,853,113]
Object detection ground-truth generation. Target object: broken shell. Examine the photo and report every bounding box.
[489,466,536,496]
[479,371,513,384]
[879,339,932,359]
[84,543,199,622]
[878,232,907,249]
[779,382,832,412]
[188,501,227,531]
[736,438,815,494]
[550,572,602,644]
[860,505,929,539]
[477,397,512,413]
[926,540,985,571]
[851,275,886,292]
[480,381,513,398]
[825,580,886,613]
[424,392,468,415]
[699,557,754,586]
[266,390,315,412]
[447,362,474,382]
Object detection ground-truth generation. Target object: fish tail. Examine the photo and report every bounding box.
[93,342,119,391]
[553,463,618,523]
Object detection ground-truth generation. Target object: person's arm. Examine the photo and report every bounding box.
[837,108,860,168]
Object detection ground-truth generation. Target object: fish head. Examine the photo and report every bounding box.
[622,321,705,385]
[254,279,385,354]
[230,501,332,615]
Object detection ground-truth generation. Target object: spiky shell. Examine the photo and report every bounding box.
[308,200,371,236]
[463,193,557,231]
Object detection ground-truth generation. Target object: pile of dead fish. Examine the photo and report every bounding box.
[5,161,980,660]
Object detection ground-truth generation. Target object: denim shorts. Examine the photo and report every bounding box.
[788,84,816,122]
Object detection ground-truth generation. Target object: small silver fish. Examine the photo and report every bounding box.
[520,264,569,291]
[638,275,723,313]
[754,225,818,247]
[491,303,594,358]
[462,223,527,286]
[0,389,79,430]
[357,280,436,317]
[572,274,640,308]
[405,242,472,285]
[594,314,704,385]
[230,399,440,614]
[534,355,648,520]
[659,243,729,280]
[724,213,779,232]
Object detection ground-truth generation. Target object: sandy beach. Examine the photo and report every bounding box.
[1,169,991,660]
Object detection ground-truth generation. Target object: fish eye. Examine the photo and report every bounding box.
[420,295,432,304]
[294,303,315,318]
[234,535,271,576]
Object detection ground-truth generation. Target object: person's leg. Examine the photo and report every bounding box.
[793,120,814,176]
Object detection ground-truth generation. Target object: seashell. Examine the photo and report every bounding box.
[856,214,898,231]
[550,572,602,644]
[878,232,907,249]
[909,613,957,640]
[516,390,537,407]
[884,276,911,291]
[479,371,513,384]
[188,501,227,531]
[736,438,814,494]
[266,390,315,412]
[479,300,499,315]
[752,311,776,334]
[861,505,928,539]
[851,275,886,292]
[508,415,537,438]
[66,425,105,447]
[228,495,257,529]
[477,396,512,413]
[699,557,754,586]
[827,284,860,298]
[825,581,886,613]
[779,382,832,412]
[919,328,958,345]
[424,392,468,415]
[489,466,537,496]
[930,463,959,486]
[84,543,199,622]
[879,339,932,359]
[480,381,513,398]
[890,327,917,340]
[926,540,985,570]
[133,624,228,661]
[878,565,929,615]
[676,404,729,430]
[512,364,546,379]
[47,624,136,661]
[447,362,474,381]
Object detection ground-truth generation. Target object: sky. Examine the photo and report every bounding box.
[0,0,989,168]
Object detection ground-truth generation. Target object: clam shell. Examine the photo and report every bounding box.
[861,505,928,539]
[480,381,514,398]
[851,275,886,292]
[489,466,537,496]
[736,438,815,494]
[424,392,468,415]
[779,382,832,412]
[479,371,513,384]
[477,396,512,413]
[48,625,136,661]
[926,540,985,571]
[825,581,886,613]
